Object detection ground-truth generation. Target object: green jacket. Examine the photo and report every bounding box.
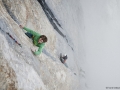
[23,27,45,55]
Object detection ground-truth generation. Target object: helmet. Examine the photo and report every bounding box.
[64,54,67,56]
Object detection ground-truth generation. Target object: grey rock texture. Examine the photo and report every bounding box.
[0,0,79,90]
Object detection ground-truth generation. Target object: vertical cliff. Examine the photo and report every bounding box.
[0,0,80,90]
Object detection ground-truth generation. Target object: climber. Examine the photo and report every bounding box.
[19,25,47,55]
[60,54,68,64]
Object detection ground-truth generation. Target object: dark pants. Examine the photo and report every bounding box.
[25,32,33,38]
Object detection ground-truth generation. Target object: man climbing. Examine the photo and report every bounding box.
[19,25,47,55]
[60,54,68,64]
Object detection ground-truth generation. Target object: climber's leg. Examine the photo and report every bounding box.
[25,32,33,38]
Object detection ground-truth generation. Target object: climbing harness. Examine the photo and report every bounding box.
[0,27,22,47]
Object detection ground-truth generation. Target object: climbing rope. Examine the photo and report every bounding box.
[6,32,22,47]
[0,27,22,47]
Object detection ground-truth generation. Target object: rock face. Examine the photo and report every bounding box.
[0,0,79,90]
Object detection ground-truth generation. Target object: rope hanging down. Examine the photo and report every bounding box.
[0,27,22,47]
[6,32,22,47]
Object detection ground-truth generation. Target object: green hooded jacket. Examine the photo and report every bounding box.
[23,27,45,55]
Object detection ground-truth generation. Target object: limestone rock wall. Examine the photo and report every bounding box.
[0,0,78,90]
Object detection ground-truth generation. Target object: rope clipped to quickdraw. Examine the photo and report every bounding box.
[0,27,22,47]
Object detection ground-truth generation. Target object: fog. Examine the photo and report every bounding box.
[81,0,120,90]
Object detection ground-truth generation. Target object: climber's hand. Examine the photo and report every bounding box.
[19,25,23,29]
[31,49,35,54]
[31,48,36,54]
